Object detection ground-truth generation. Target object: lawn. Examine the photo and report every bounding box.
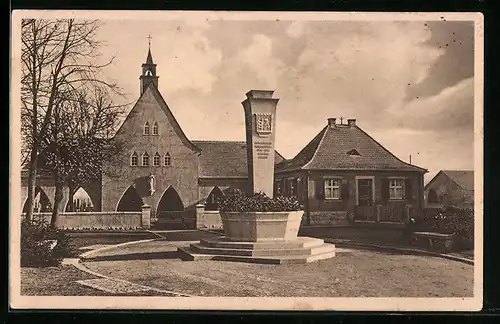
[83,240,474,297]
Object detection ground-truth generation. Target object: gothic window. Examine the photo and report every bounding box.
[324,179,340,199]
[144,122,150,135]
[130,151,138,166]
[142,152,149,166]
[153,152,160,166]
[152,122,158,135]
[164,152,171,167]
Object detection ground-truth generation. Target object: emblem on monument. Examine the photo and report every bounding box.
[255,113,272,137]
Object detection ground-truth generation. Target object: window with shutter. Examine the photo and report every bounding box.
[405,178,413,201]
[389,179,404,200]
[341,182,350,200]
[381,179,390,203]
[324,179,340,199]
[315,179,325,200]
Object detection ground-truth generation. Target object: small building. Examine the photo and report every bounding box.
[424,170,474,209]
[275,117,428,225]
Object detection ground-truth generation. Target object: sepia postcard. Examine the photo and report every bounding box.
[10,10,484,311]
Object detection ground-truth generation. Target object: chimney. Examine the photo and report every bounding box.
[347,119,356,127]
[328,118,336,127]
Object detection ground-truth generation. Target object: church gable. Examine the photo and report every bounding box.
[115,84,200,154]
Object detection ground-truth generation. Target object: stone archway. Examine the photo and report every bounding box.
[22,186,52,213]
[65,186,96,212]
[205,186,225,211]
[116,186,144,212]
[155,186,188,229]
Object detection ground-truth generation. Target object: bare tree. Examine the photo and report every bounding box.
[40,87,127,227]
[21,19,122,222]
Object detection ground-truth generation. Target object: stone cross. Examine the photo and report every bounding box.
[147,34,152,47]
[242,90,280,198]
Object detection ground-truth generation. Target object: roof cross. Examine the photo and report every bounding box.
[147,34,152,48]
[340,117,344,124]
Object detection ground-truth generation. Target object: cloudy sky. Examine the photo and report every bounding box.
[96,17,475,183]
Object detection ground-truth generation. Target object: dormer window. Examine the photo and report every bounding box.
[142,152,149,166]
[144,122,150,135]
[153,152,160,166]
[164,152,171,167]
[130,151,138,166]
[152,122,158,135]
[346,149,361,156]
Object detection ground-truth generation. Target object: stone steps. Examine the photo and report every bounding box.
[190,242,334,257]
[199,237,325,250]
[177,236,336,264]
[177,245,336,264]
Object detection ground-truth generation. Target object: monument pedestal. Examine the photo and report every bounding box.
[177,237,336,264]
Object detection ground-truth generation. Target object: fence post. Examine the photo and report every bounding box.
[376,205,381,223]
[196,203,205,229]
[141,204,151,229]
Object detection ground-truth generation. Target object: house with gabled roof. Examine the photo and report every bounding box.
[424,170,474,209]
[274,117,428,225]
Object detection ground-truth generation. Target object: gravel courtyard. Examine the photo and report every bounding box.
[82,240,474,297]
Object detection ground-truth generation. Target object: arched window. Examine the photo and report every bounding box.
[144,122,150,135]
[152,122,159,135]
[130,151,138,166]
[153,152,160,166]
[164,152,171,167]
[142,152,149,166]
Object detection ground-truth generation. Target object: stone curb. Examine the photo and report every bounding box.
[63,258,193,297]
[64,237,196,297]
[326,239,474,265]
[79,238,159,259]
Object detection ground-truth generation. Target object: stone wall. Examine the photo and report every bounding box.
[22,209,149,230]
[196,208,223,230]
[305,211,349,226]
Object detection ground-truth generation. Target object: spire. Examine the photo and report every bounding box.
[140,34,159,94]
[146,34,154,64]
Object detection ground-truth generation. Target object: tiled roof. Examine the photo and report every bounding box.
[276,122,427,173]
[442,170,474,191]
[193,140,285,178]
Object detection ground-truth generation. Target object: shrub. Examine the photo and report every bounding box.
[408,206,474,250]
[21,218,77,267]
[218,191,301,213]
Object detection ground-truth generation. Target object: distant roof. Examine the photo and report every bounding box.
[193,140,285,178]
[441,170,474,191]
[276,122,427,173]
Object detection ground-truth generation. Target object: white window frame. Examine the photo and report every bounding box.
[164,153,171,167]
[130,152,138,166]
[153,152,160,166]
[152,122,159,135]
[142,152,149,166]
[324,178,341,200]
[144,122,150,135]
[389,177,405,200]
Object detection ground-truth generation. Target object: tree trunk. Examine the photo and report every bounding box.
[67,184,76,212]
[50,171,64,229]
[24,148,38,222]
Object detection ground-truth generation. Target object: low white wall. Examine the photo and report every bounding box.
[22,211,145,229]
[196,209,223,230]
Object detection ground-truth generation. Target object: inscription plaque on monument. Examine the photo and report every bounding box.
[242,90,279,197]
